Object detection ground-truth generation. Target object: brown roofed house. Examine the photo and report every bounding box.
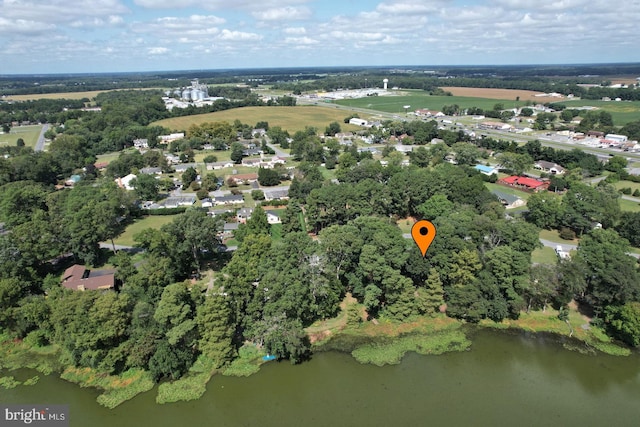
[62,264,116,291]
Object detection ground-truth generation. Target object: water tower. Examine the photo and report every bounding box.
[383,78,389,90]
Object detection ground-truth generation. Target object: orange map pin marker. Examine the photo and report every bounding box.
[411,220,436,257]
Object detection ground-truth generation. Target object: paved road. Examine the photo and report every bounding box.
[266,141,290,158]
[34,123,49,152]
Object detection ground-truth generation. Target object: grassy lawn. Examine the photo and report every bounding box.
[539,229,579,244]
[0,125,42,149]
[531,246,558,265]
[151,106,368,134]
[270,223,283,241]
[335,91,528,114]
[484,182,531,200]
[318,165,337,180]
[95,151,124,165]
[396,218,414,234]
[113,215,178,246]
[560,99,640,125]
[614,180,640,194]
[619,198,640,212]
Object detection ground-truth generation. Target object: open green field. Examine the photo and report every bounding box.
[484,182,532,201]
[619,198,640,212]
[333,90,640,125]
[614,180,640,193]
[151,106,368,133]
[334,91,526,115]
[560,99,640,125]
[113,215,178,246]
[531,246,558,265]
[0,125,42,149]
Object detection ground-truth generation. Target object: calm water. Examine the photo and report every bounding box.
[3,329,640,427]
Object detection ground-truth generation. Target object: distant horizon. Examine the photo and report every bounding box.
[2,0,639,75]
[3,62,640,78]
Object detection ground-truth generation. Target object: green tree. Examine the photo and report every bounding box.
[526,192,564,229]
[230,142,244,164]
[196,294,235,366]
[605,302,640,347]
[325,121,341,136]
[416,194,454,221]
[181,167,198,189]
[451,142,480,166]
[418,268,445,316]
[257,167,280,186]
[499,152,533,176]
[132,173,160,201]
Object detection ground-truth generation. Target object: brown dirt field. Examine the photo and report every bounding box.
[441,86,566,103]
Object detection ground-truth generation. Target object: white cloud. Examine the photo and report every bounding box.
[376,1,445,15]
[252,6,312,21]
[284,36,317,45]
[1,0,129,24]
[218,29,263,41]
[148,46,168,54]
[283,26,306,35]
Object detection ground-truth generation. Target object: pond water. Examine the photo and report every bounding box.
[3,329,640,426]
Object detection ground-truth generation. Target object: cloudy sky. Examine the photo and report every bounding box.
[1,0,639,74]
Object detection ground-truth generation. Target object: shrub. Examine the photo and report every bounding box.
[559,227,576,240]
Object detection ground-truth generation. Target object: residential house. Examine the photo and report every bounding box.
[140,167,162,175]
[237,207,254,223]
[498,176,549,192]
[252,128,267,138]
[201,198,213,208]
[242,158,262,167]
[243,148,263,156]
[228,173,258,185]
[491,190,526,209]
[174,163,198,173]
[158,133,185,143]
[115,173,137,190]
[207,208,234,217]
[263,188,289,201]
[207,161,234,170]
[214,194,244,205]
[266,210,281,224]
[164,194,196,208]
[61,264,115,291]
[164,153,181,165]
[133,138,149,150]
[534,160,565,175]
[222,222,239,237]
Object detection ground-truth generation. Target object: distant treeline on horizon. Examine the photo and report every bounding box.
[1,63,639,97]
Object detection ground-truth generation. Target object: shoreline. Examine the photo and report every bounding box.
[0,307,632,408]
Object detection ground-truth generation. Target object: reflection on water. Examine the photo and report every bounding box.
[3,329,639,427]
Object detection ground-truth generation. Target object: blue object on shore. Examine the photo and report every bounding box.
[262,354,276,361]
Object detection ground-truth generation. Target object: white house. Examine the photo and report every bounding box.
[534,160,565,175]
[133,138,148,150]
[266,210,281,224]
[116,174,137,190]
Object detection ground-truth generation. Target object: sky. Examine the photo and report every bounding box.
[1,0,639,74]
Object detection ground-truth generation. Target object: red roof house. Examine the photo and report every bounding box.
[499,176,549,192]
